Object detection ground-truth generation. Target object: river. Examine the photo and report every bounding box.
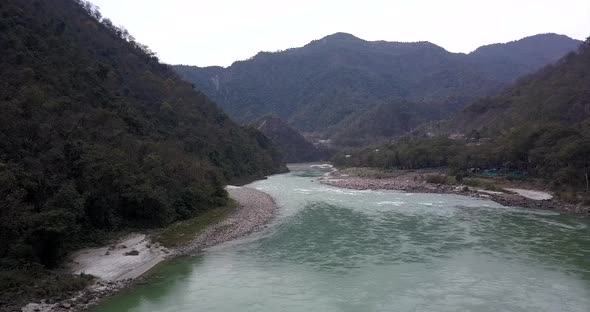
[93,164,590,312]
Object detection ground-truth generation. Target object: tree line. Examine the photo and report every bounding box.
[334,123,590,199]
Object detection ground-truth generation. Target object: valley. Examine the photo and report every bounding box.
[89,165,590,312]
[174,33,581,146]
[1,0,589,311]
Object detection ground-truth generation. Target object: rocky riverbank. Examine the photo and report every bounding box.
[20,186,278,312]
[177,186,277,255]
[320,168,590,215]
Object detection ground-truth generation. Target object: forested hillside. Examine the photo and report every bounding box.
[253,115,324,163]
[467,33,581,82]
[175,33,580,144]
[452,39,590,133]
[0,0,285,299]
[336,39,590,198]
[328,99,441,146]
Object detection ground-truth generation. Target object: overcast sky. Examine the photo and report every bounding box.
[90,0,590,67]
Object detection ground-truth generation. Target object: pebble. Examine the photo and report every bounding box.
[177,187,278,254]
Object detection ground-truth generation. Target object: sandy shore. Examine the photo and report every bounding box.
[320,169,589,214]
[21,186,277,312]
[68,234,170,282]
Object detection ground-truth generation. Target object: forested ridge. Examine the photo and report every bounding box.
[0,0,285,302]
[252,115,324,163]
[335,39,590,200]
[174,33,580,146]
[327,98,440,146]
[451,39,590,133]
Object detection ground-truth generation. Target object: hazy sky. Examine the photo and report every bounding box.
[90,0,590,67]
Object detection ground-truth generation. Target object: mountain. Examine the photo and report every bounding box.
[174,33,581,144]
[0,0,285,298]
[467,33,582,82]
[452,38,590,133]
[253,115,323,163]
[338,39,590,198]
[328,98,441,146]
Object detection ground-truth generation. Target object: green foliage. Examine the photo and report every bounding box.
[0,267,93,310]
[335,123,590,195]
[454,39,590,132]
[462,178,503,192]
[252,115,323,163]
[328,99,442,146]
[0,0,285,278]
[425,174,456,185]
[333,137,463,169]
[339,167,399,179]
[413,36,590,195]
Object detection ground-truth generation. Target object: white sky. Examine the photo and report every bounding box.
[90,0,590,67]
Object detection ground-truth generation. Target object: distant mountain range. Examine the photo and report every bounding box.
[175,33,581,145]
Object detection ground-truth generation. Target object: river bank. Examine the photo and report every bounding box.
[320,168,590,214]
[20,186,277,312]
[68,164,590,312]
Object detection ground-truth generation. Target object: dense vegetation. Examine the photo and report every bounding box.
[335,39,590,200]
[327,98,442,146]
[335,124,590,197]
[449,39,590,133]
[175,33,580,145]
[0,0,284,304]
[253,115,324,163]
[466,33,583,82]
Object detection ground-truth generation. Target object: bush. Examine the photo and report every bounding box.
[0,268,93,309]
[425,174,455,185]
[343,167,399,179]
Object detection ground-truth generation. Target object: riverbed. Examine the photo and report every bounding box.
[91,164,590,312]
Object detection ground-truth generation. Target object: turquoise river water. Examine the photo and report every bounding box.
[93,164,590,312]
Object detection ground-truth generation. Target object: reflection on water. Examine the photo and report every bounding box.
[93,165,590,312]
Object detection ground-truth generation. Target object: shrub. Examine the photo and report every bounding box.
[425,174,455,185]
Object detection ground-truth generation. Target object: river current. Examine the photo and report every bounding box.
[93,164,590,312]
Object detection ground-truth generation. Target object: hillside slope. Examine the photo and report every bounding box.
[338,39,590,199]
[452,39,590,133]
[467,33,582,82]
[328,99,441,146]
[0,0,284,288]
[175,33,581,142]
[253,115,323,163]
